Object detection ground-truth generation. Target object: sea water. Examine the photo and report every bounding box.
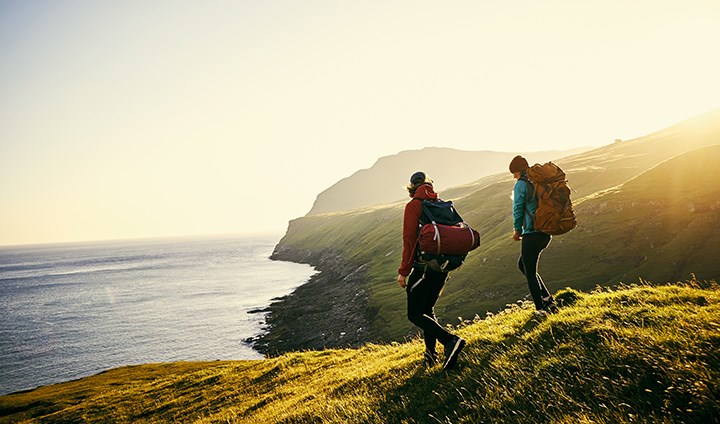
[0,235,316,395]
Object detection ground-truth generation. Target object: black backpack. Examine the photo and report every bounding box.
[415,199,475,273]
[419,199,463,227]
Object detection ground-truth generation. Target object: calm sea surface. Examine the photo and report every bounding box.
[0,235,316,395]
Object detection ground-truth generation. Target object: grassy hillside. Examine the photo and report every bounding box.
[553,144,720,285]
[2,281,718,423]
[272,109,720,344]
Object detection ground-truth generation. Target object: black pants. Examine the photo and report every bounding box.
[518,231,552,310]
[406,264,454,353]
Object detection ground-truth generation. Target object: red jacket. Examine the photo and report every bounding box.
[398,184,438,276]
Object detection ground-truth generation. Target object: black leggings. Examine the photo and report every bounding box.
[518,232,552,310]
[406,265,454,352]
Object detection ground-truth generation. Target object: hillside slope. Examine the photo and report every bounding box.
[555,144,720,285]
[2,282,718,423]
[307,147,589,215]
[266,109,720,352]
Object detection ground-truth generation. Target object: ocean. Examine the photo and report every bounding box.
[0,235,316,395]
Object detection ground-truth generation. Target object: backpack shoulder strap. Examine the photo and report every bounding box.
[519,175,534,198]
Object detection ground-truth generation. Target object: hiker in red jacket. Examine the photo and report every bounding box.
[397,171,466,369]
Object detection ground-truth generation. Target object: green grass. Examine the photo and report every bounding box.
[2,279,718,423]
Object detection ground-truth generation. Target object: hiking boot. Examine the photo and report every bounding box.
[542,298,559,314]
[443,336,466,370]
[424,349,437,367]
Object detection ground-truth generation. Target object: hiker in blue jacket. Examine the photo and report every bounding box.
[509,156,558,314]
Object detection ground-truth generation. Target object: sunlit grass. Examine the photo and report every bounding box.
[2,279,718,423]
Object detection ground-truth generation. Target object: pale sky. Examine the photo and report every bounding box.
[1,0,719,246]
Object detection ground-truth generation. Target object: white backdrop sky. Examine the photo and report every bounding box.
[1,0,719,246]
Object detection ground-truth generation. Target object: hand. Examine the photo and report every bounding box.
[512,230,522,241]
[397,274,407,288]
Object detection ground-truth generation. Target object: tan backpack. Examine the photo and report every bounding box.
[526,162,577,235]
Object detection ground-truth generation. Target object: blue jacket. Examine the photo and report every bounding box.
[513,176,537,235]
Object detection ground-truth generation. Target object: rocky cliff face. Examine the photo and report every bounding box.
[249,245,371,355]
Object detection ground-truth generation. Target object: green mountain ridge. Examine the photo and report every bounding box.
[265,109,720,352]
[2,281,718,423]
[565,144,720,284]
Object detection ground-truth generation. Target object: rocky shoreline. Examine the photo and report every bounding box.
[248,244,371,356]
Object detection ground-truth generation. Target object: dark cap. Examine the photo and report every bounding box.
[410,171,428,185]
[509,155,529,173]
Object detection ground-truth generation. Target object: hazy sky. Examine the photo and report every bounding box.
[1,0,719,246]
